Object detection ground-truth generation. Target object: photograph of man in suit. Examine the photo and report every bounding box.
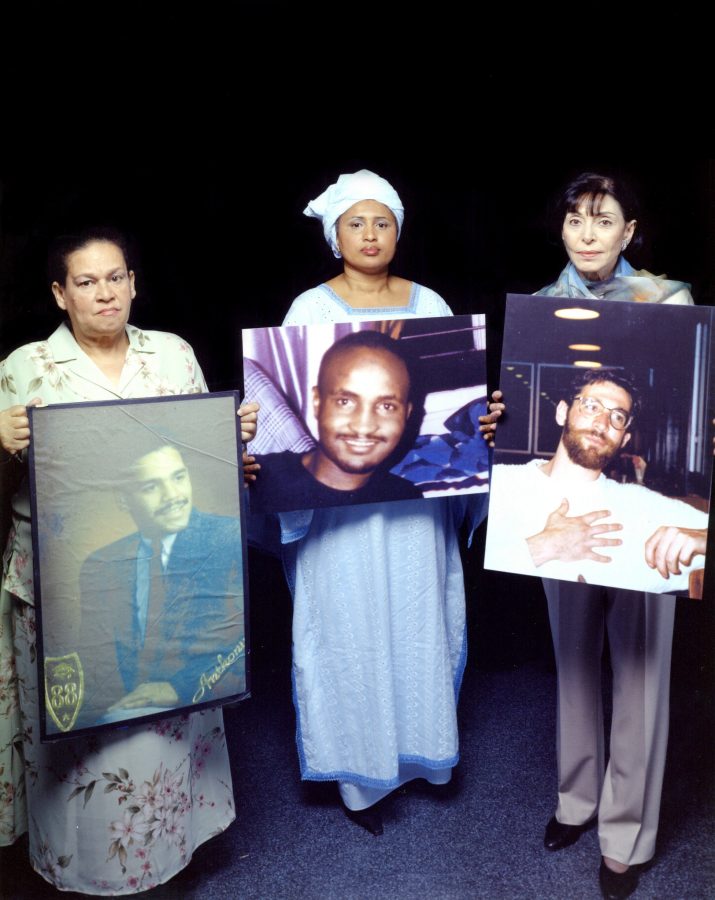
[250,331,423,512]
[77,440,245,728]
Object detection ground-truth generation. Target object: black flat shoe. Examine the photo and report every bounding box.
[344,805,383,836]
[599,859,639,899]
[544,815,596,851]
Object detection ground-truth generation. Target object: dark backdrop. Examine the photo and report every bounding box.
[1,44,713,647]
[0,13,713,894]
[0,29,713,893]
[3,154,713,594]
[2,154,713,657]
[1,157,713,392]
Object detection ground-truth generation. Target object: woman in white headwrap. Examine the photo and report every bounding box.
[291,169,440,315]
[274,170,500,833]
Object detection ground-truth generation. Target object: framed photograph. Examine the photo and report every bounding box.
[485,294,714,598]
[28,391,250,742]
[243,314,489,513]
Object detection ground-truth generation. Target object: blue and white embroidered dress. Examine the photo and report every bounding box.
[280,283,487,810]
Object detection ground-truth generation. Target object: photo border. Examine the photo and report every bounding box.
[486,294,714,599]
[28,391,250,742]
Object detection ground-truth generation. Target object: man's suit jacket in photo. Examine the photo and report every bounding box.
[77,509,245,726]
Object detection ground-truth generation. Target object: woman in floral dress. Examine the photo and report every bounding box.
[0,228,256,893]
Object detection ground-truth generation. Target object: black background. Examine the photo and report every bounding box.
[2,156,713,395]
[3,143,712,685]
[1,13,714,894]
[2,33,713,660]
[1,10,713,649]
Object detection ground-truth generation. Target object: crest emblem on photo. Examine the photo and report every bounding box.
[44,653,84,732]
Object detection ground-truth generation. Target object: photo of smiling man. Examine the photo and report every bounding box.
[74,430,246,729]
[251,331,422,512]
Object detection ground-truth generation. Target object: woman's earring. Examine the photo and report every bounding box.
[621,240,629,251]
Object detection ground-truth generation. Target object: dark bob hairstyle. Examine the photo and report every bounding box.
[550,172,643,251]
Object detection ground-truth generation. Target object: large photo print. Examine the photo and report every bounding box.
[29,392,249,741]
[485,295,714,598]
[243,315,488,513]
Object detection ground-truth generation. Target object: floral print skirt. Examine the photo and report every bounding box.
[6,595,236,895]
[0,587,26,846]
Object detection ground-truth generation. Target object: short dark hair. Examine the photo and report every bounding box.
[317,330,414,398]
[551,172,643,250]
[115,439,187,488]
[566,368,641,423]
[48,226,132,285]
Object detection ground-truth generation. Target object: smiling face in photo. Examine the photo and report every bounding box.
[311,345,412,488]
[121,446,193,539]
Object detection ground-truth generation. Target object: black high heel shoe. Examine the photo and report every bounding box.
[344,804,384,835]
[598,859,640,899]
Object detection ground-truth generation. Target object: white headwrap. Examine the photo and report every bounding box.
[303,169,404,259]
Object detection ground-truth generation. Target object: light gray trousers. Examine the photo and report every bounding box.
[544,580,675,865]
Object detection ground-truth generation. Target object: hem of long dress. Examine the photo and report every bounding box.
[298,752,460,788]
[28,810,236,896]
[292,623,468,788]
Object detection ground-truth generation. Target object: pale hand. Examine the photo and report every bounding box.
[0,398,43,453]
[238,401,260,442]
[527,498,623,567]
[109,681,179,711]
[645,525,707,578]
[479,390,505,447]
